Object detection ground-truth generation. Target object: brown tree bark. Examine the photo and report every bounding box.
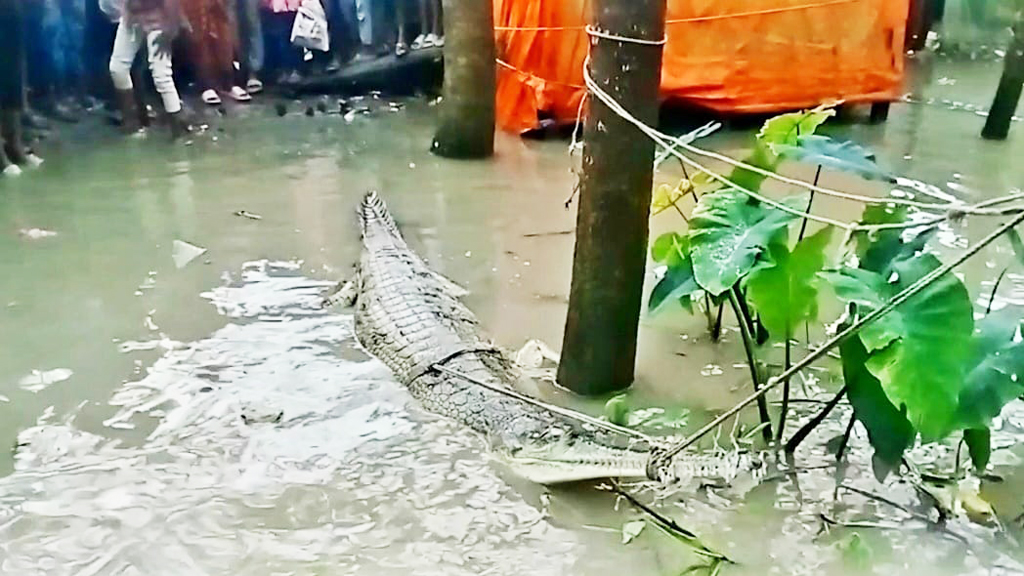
[430,0,495,159]
[557,0,667,396]
[982,12,1024,140]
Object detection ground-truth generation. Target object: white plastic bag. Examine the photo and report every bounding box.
[290,0,330,52]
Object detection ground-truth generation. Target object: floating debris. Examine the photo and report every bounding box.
[234,210,263,220]
[18,368,73,392]
[172,240,207,269]
[18,228,58,240]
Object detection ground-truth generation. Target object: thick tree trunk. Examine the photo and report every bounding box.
[431,0,495,159]
[982,15,1024,140]
[557,0,667,396]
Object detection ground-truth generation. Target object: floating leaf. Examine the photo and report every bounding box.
[688,189,798,296]
[605,394,630,427]
[842,335,915,481]
[746,226,833,338]
[625,407,690,430]
[838,532,873,572]
[963,428,992,472]
[649,234,699,314]
[955,311,1024,430]
[775,135,891,181]
[621,520,646,544]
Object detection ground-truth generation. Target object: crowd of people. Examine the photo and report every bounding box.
[0,0,444,173]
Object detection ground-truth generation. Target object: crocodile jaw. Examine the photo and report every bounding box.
[494,441,650,484]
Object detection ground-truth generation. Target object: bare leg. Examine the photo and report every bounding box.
[394,0,408,56]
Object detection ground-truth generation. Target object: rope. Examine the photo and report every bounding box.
[585,25,667,46]
[430,363,658,444]
[493,0,859,32]
[580,55,1011,230]
[645,208,1024,480]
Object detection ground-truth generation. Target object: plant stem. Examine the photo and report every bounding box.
[986,267,1009,315]
[797,166,823,242]
[671,202,690,223]
[728,288,773,444]
[784,386,847,454]
[836,413,857,462]
[734,287,759,337]
[710,302,724,341]
[775,326,793,442]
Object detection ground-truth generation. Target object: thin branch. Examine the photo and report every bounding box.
[608,480,731,562]
[986,267,1009,315]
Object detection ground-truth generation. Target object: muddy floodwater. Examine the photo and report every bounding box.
[4,56,1024,575]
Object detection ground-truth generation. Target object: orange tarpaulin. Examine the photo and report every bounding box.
[494,0,909,133]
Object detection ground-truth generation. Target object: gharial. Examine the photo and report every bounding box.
[324,191,762,485]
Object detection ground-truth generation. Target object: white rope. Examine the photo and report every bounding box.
[579,54,1009,231]
[585,25,667,46]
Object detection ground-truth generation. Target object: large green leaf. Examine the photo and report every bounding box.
[775,135,891,181]
[727,108,835,193]
[824,255,974,440]
[851,204,936,274]
[820,267,903,353]
[688,189,799,296]
[956,311,1024,429]
[1008,228,1024,266]
[861,255,974,440]
[649,233,699,314]
[758,107,836,151]
[746,226,834,338]
[842,335,915,481]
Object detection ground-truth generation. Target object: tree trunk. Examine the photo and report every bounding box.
[982,15,1024,141]
[430,0,495,159]
[556,0,667,396]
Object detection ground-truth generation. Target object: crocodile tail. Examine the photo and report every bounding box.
[359,190,404,241]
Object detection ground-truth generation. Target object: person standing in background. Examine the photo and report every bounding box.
[108,0,187,138]
[261,0,302,84]
[236,0,265,93]
[0,0,44,175]
[180,0,252,105]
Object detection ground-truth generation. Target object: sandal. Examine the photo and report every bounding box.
[395,41,408,57]
[411,34,426,49]
[245,78,264,94]
[201,89,222,105]
[424,33,439,48]
[228,86,252,102]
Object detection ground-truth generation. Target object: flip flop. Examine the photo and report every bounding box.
[201,89,222,105]
[228,86,252,102]
[395,41,408,57]
[424,33,439,48]
[411,34,426,49]
[245,78,264,94]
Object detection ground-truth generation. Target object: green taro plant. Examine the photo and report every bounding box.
[647,106,1024,480]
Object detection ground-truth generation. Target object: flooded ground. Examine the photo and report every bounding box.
[3,54,1024,575]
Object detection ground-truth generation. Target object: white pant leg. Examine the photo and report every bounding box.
[144,30,182,114]
[108,17,142,90]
